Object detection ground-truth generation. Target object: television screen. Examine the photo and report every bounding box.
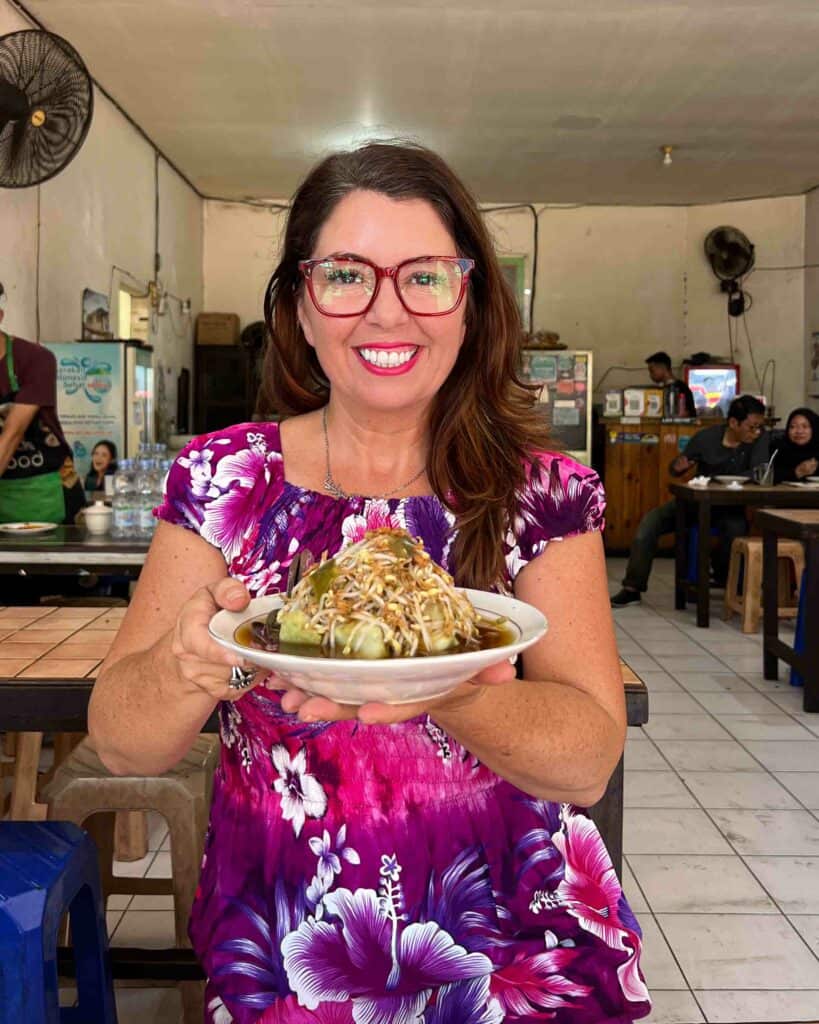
[684,364,740,417]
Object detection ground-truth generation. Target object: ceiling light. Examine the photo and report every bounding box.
[661,145,673,167]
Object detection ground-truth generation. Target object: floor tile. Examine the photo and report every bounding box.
[625,771,698,809]
[642,989,704,1024]
[640,640,708,657]
[644,692,706,715]
[107,894,131,911]
[110,910,176,948]
[788,914,819,956]
[655,656,727,675]
[619,859,650,914]
[709,809,819,855]
[146,851,172,877]
[744,857,819,913]
[622,654,665,673]
[690,691,779,715]
[628,725,649,741]
[713,713,815,741]
[114,985,182,1024]
[669,672,752,694]
[743,740,819,771]
[624,809,733,855]
[146,811,168,851]
[130,893,175,910]
[643,715,732,742]
[639,671,685,692]
[653,740,760,772]
[774,772,819,809]
[106,910,123,937]
[678,771,800,810]
[693,989,819,1023]
[766,688,810,713]
[636,915,689,990]
[112,851,156,878]
[628,854,777,914]
[657,912,819,989]
[625,742,670,771]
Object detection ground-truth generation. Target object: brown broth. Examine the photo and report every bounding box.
[234,617,516,659]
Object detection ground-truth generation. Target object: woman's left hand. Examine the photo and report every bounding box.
[276,656,516,725]
[796,457,818,479]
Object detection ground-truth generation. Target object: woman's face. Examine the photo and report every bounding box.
[788,415,813,445]
[297,190,468,418]
[92,445,112,473]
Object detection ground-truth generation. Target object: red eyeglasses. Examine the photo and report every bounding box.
[298,255,475,317]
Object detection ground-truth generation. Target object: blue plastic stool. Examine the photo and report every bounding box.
[0,821,117,1023]
[790,573,807,688]
[686,525,721,583]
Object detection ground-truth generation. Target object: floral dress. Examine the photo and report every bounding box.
[156,422,651,1024]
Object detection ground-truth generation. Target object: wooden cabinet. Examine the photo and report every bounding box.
[193,344,261,434]
[602,419,701,551]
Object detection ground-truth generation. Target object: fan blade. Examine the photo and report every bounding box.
[0,78,28,122]
[8,113,27,166]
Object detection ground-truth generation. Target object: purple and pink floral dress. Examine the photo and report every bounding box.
[155,421,650,1024]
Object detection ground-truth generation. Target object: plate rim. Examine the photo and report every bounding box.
[209,589,547,670]
[0,521,60,533]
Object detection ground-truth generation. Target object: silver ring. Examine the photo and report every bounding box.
[228,665,255,691]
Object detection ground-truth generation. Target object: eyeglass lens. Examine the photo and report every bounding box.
[310,258,465,315]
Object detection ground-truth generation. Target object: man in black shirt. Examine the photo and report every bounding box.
[646,350,696,418]
[611,395,768,606]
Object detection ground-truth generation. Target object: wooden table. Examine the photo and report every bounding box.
[0,525,149,577]
[0,606,648,982]
[755,508,819,712]
[669,481,819,627]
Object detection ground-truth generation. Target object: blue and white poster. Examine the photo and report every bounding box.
[45,341,124,483]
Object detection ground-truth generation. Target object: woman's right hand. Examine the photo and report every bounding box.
[796,457,818,479]
[168,577,264,702]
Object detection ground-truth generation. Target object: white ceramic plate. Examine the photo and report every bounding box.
[0,521,59,534]
[783,480,819,488]
[713,475,746,485]
[209,590,548,705]
[807,477,819,483]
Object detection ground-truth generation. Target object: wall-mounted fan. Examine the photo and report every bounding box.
[704,225,755,317]
[0,29,93,188]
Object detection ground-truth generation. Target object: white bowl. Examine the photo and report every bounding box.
[209,590,547,705]
[82,501,112,535]
[713,475,746,486]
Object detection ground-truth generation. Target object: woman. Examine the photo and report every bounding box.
[89,143,649,1023]
[772,407,819,483]
[84,439,117,493]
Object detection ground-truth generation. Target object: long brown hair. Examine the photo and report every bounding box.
[260,141,551,589]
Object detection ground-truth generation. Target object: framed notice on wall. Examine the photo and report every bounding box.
[520,349,594,465]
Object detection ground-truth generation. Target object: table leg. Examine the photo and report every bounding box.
[763,528,779,681]
[8,732,47,820]
[803,538,819,713]
[675,499,687,610]
[697,499,711,627]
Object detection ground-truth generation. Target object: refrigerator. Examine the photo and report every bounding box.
[44,339,155,483]
[520,349,593,465]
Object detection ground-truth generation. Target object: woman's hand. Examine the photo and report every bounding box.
[795,457,818,479]
[168,577,264,702]
[278,656,517,725]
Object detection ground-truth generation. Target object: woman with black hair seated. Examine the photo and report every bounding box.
[772,408,819,483]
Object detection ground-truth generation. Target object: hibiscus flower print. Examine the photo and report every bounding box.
[270,744,328,838]
[179,446,219,500]
[340,499,400,546]
[282,886,492,1023]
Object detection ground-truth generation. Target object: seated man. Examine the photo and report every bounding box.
[611,394,768,606]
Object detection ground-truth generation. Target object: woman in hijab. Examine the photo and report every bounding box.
[772,407,819,482]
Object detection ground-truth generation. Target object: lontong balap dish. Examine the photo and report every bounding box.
[248,527,511,659]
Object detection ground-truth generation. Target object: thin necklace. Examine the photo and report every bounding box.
[321,405,426,501]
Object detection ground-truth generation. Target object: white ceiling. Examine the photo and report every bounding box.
[19,0,819,205]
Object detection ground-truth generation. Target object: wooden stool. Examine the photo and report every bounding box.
[723,536,805,633]
[42,735,220,1024]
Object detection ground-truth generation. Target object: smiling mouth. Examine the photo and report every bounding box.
[356,346,419,369]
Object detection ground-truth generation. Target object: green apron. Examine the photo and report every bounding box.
[0,333,65,524]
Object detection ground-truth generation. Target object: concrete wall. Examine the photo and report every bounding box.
[804,187,819,415]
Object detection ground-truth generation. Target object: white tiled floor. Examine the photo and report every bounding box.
[609,556,819,1024]
[66,556,819,1023]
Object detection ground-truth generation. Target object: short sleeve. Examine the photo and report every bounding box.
[15,341,57,407]
[154,422,284,561]
[505,452,606,582]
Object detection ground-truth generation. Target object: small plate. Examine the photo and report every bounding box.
[713,475,747,485]
[0,521,59,534]
[783,480,819,488]
[209,590,547,705]
[807,477,819,484]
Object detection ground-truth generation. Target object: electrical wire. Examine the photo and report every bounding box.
[740,310,763,393]
[482,203,538,329]
[35,185,41,342]
[592,364,646,394]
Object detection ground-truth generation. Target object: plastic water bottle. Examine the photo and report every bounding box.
[111,459,137,538]
[136,458,158,538]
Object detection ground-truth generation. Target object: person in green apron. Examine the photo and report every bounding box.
[0,286,70,524]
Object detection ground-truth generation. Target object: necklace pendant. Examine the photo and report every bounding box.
[323,473,348,500]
